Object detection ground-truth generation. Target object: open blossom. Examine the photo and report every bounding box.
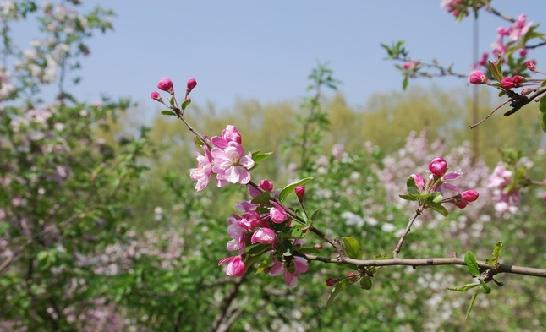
[189,146,213,192]
[211,125,242,148]
[270,201,288,223]
[488,163,519,215]
[268,256,309,287]
[251,227,276,245]
[211,142,255,186]
[219,255,245,277]
[441,0,465,18]
[510,14,532,41]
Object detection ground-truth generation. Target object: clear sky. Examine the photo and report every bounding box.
[14,1,546,111]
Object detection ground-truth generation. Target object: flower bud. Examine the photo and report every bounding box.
[295,186,305,201]
[259,179,273,192]
[326,278,338,287]
[468,70,487,84]
[511,75,525,87]
[461,189,479,202]
[524,60,537,72]
[428,157,448,178]
[157,77,174,93]
[500,77,515,90]
[150,91,161,101]
[455,200,468,209]
[187,77,197,91]
[519,48,528,57]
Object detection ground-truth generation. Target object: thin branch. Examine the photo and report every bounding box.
[303,254,546,278]
[470,99,511,128]
[503,87,546,116]
[209,274,247,332]
[392,207,423,257]
[485,6,516,23]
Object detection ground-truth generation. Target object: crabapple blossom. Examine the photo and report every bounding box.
[461,189,479,202]
[259,179,273,192]
[150,91,161,101]
[411,173,425,190]
[157,77,173,93]
[525,60,537,72]
[219,255,245,277]
[500,77,516,90]
[211,142,255,186]
[251,227,276,245]
[468,70,487,84]
[295,185,305,202]
[268,256,309,287]
[189,145,213,192]
[270,201,288,223]
[429,157,448,177]
[186,77,197,91]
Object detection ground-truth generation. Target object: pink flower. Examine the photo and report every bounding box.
[402,61,418,71]
[331,144,344,160]
[270,201,288,223]
[189,146,213,192]
[211,125,242,148]
[468,70,487,84]
[268,256,309,287]
[411,173,425,190]
[429,157,448,178]
[461,189,479,202]
[455,199,468,209]
[157,77,174,94]
[219,255,245,277]
[500,77,515,90]
[510,14,531,41]
[511,75,525,86]
[259,179,273,192]
[525,60,537,72]
[226,219,246,252]
[295,186,305,201]
[519,48,528,57]
[497,27,511,37]
[478,52,489,67]
[150,91,161,101]
[187,77,197,91]
[251,227,276,245]
[439,171,462,193]
[211,142,255,186]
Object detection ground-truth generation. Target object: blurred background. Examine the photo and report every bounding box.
[1,1,545,331]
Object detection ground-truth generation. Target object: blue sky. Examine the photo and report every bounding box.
[14,1,546,111]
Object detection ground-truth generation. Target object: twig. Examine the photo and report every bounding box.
[470,99,510,128]
[303,255,546,278]
[209,274,247,332]
[392,207,423,257]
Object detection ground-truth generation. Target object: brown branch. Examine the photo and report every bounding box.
[208,274,247,332]
[392,207,423,257]
[303,254,546,278]
[485,6,516,23]
[503,87,546,116]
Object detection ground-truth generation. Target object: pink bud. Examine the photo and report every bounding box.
[251,227,276,245]
[468,70,487,84]
[461,190,479,203]
[259,179,273,192]
[270,202,288,223]
[218,256,245,277]
[455,200,468,209]
[326,278,338,287]
[428,157,448,178]
[525,60,537,72]
[150,91,161,101]
[411,173,425,190]
[187,77,197,91]
[500,77,515,90]
[157,77,174,93]
[295,186,305,201]
[497,27,510,36]
[519,48,528,57]
[511,75,525,87]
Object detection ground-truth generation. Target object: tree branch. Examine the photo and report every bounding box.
[392,207,423,257]
[303,254,546,278]
[208,274,247,332]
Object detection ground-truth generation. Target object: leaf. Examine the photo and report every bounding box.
[310,209,322,221]
[181,99,191,110]
[399,193,419,201]
[488,241,503,266]
[251,151,273,163]
[251,192,271,206]
[540,96,546,133]
[465,291,480,320]
[486,60,502,82]
[359,276,372,290]
[341,237,361,259]
[430,203,448,216]
[406,176,419,194]
[327,279,349,305]
[278,177,313,203]
[161,110,176,116]
[402,74,409,90]
[464,251,481,276]
[447,283,481,292]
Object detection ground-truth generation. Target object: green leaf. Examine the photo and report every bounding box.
[251,151,273,163]
[161,110,176,116]
[488,241,503,266]
[181,99,191,110]
[480,280,491,294]
[278,177,313,203]
[341,236,361,259]
[464,251,481,276]
[486,60,502,82]
[406,176,418,194]
[430,203,448,216]
[399,193,419,201]
[465,291,480,320]
[359,276,372,290]
[251,192,271,206]
[447,283,481,292]
[310,209,322,221]
[327,279,349,305]
[402,75,409,90]
[540,96,546,133]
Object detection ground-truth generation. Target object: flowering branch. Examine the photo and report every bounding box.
[392,207,423,257]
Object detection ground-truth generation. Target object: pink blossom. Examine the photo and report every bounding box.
[497,27,511,37]
[510,14,531,41]
[439,171,462,193]
[226,218,246,252]
[186,77,197,91]
[488,163,520,215]
[259,179,273,192]
[478,52,489,67]
[295,186,305,201]
[189,146,213,192]
[219,255,245,277]
[468,70,487,84]
[268,256,309,287]
[402,61,418,71]
[429,157,448,177]
[525,60,537,72]
[211,125,242,148]
[251,227,276,245]
[500,77,515,90]
[211,142,255,186]
[519,48,528,57]
[156,77,173,94]
[331,144,345,160]
[150,91,161,101]
[511,75,525,86]
[461,189,479,202]
[411,173,425,190]
[270,201,288,223]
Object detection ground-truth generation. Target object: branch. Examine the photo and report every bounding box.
[484,6,516,23]
[503,87,546,116]
[303,254,546,278]
[208,274,247,332]
[392,207,423,257]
